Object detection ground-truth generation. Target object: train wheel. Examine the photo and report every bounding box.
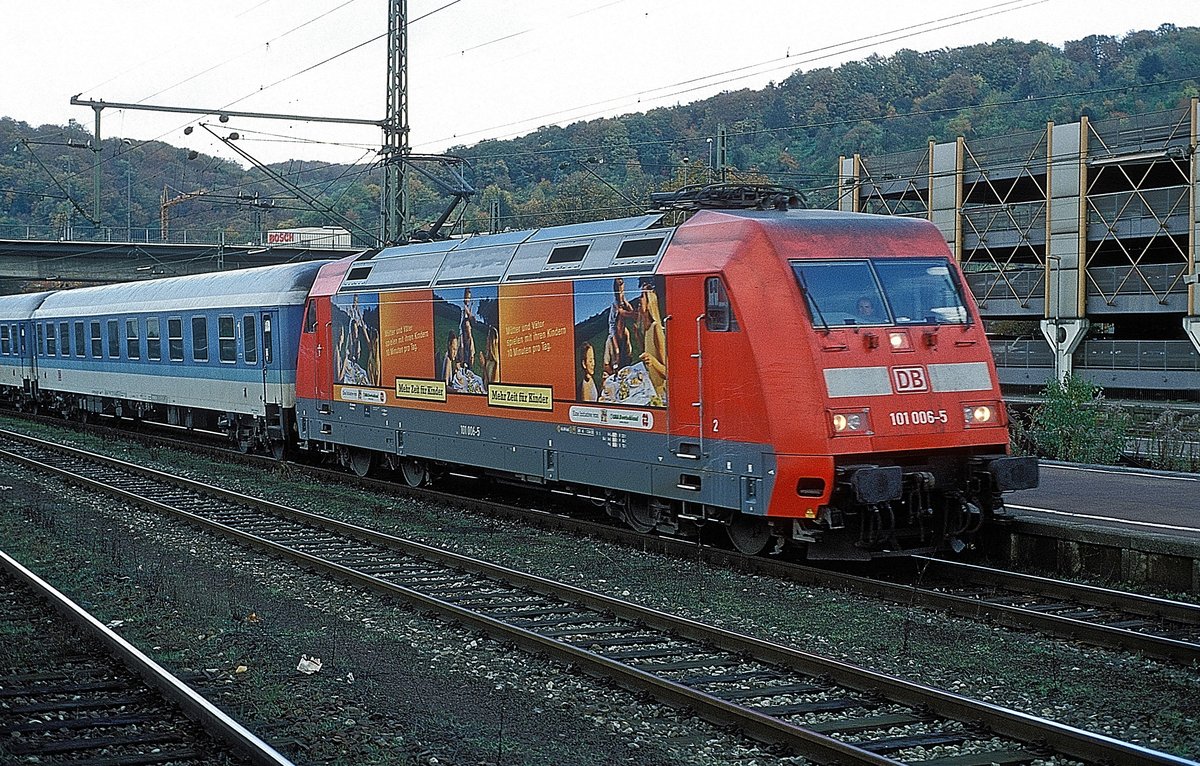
[235,435,254,454]
[399,459,428,488]
[348,448,374,478]
[622,494,657,534]
[727,514,771,556]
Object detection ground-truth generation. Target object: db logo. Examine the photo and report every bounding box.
[891,366,928,393]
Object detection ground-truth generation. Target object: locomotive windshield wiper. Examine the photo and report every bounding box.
[793,270,829,331]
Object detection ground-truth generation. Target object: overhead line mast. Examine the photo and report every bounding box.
[382,0,409,246]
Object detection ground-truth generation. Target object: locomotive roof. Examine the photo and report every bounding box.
[335,214,671,293]
[33,261,330,318]
[0,291,53,321]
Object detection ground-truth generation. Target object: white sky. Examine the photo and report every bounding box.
[1,0,1196,166]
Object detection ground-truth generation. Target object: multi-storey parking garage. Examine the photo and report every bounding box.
[837,99,1200,399]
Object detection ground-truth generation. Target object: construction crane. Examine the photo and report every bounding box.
[160,185,207,241]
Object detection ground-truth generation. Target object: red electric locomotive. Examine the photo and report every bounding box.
[294,190,1036,559]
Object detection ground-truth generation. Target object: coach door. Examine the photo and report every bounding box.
[260,310,283,406]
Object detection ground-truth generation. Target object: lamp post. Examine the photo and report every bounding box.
[706,137,714,183]
[1046,254,1062,386]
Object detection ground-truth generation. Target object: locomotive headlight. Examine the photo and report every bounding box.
[963,404,995,426]
[831,409,871,435]
[888,331,912,351]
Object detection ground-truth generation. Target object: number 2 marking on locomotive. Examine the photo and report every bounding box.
[712,418,719,433]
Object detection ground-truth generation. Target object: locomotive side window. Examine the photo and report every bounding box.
[191,316,209,362]
[147,318,162,361]
[168,318,183,362]
[704,277,739,332]
[126,319,140,360]
[107,319,120,359]
[90,321,102,358]
[218,315,236,363]
[243,315,258,365]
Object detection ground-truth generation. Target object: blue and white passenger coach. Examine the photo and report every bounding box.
[29,262,327,453]
[0,291,52,403]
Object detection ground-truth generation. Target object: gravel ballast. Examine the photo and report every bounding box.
[1,416,1197,763]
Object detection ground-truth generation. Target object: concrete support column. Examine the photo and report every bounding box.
[837,154,859,212]
[1039,317,1089,384]
[1044,119,1089,382]
[929,138,962,261]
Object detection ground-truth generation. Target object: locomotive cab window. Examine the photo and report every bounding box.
[704,277,739,332]
[791,257,968,328]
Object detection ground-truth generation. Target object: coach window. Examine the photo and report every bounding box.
[242,315,258,365]
[126,319,140,360]
[704,277,739,332]
[73,321,85,357]
[1,325,9,355]
[147,318,162,361]
[167,318,183,362]
[90,321,102,358]
[46,323,57,356]
[36,324,43,353]
[191,316,209,362]
[218,315,236,363]
[107,319,120,358]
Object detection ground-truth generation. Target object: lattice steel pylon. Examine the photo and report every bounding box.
[382,0,410,246]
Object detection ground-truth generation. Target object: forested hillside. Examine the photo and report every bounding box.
[1,23,1196,245]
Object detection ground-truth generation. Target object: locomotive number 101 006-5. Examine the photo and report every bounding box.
[888,409,948,427]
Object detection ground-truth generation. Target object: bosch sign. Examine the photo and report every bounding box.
[267,231,297,244]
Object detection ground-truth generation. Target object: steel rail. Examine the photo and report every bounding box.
[3,414,1198,665]
[0,548,295,766]
[1,429,1195,766]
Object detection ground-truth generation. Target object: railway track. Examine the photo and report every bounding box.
[6,412,1200,666]
[1,428,1194,766]
[0,548,293,765]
